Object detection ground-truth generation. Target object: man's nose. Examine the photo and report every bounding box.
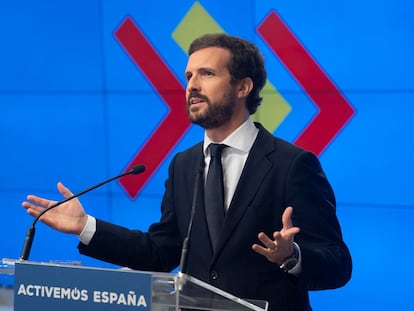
[187,76,200,92]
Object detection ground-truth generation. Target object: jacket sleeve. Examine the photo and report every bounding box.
[285,151,352,290]
[78,155,183,272]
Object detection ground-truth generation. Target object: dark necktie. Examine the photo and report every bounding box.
[204,143,226,251]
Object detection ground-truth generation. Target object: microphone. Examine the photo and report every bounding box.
[178,168,203,277]
[19,164,146,261]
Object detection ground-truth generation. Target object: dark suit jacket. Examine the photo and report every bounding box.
[79,123,352,311]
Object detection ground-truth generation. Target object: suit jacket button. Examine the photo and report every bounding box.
[210,271,219,280]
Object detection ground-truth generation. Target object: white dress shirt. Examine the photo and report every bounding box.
[203,118,259,211]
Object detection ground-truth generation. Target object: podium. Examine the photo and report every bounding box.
[1,259,268,311]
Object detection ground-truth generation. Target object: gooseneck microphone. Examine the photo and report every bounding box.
[19,164,146,261]
[178,168,203,276]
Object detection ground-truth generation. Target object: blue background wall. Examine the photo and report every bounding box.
[1,1,413,309]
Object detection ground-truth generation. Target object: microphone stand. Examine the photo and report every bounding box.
[177,169,202,290]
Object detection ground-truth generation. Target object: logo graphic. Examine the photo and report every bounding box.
[257,11,355,154]
[115,3,355,199]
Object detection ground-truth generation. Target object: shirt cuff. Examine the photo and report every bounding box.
[288,242,302,275]
[77,215,96,245]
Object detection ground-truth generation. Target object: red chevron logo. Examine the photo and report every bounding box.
[115,17,190,199]
[257,11,355,155]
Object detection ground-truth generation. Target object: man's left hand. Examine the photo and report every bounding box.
[252,206,300,265]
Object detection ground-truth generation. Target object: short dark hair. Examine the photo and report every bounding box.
[188,33,267,114]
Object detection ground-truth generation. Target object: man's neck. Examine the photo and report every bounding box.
[205,113,249,143]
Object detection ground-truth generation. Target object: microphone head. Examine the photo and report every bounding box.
[130,164,146,175]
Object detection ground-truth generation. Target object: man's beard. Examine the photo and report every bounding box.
[187,91,237,129]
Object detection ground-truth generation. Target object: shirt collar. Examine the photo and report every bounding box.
[203,118,259,156]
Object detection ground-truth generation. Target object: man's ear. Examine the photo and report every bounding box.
[237,77,253,99]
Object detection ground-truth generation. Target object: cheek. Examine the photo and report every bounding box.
[207,82,228,99]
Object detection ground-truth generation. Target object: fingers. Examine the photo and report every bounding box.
[57,182,73,198]
[22,201,44,218]
[281,206,300,235]
[23,195,55,210]
[252,232,281,263]
[282,206,294,228]
[22,182,73,211]
[22,196,52,219]
[26,195,49,207]
[21,183,68,217]
[251,243,274,258]
[252,236,276,258]
[256,232,276,250]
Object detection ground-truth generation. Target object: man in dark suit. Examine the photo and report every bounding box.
[23,33,352,310]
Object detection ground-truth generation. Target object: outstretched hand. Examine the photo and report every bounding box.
[252,206,300,265]
[22,182,88,235]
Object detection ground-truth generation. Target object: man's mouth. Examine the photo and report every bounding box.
[190,97,205,105]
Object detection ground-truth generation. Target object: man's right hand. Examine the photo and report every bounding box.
[22,182,88,235]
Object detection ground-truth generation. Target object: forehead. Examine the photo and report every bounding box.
[185,46,231,72]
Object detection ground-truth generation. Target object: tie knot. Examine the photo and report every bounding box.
[209,143,226,158]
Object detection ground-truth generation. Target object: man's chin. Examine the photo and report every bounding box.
[188,110,205,123]
[189,115,210,128]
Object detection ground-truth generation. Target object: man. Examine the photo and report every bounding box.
[23,33,352,310]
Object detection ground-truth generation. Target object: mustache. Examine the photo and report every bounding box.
[187,91,209,105]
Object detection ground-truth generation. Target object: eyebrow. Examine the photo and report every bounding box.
[185,66,217,76]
